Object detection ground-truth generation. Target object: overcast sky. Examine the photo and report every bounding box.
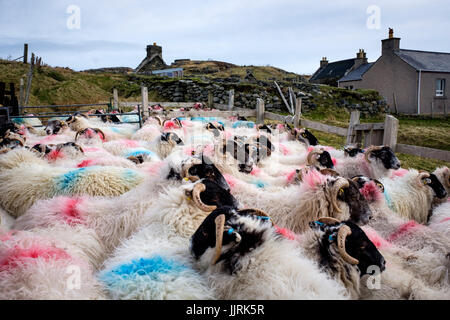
[1,0,449,74]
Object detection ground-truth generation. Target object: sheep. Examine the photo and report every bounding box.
[97,179,238,300]
[190,207,384,299]
[0,156,145,217]
[334,145,401,180]
[298,217,450,300]
[379,169,447,224]
[0,227,107,299]
[433,166,450,202]
[44,119,70,135]
[229,167,372,233]
[429,201,450,238]
[14,155,231,254]
[352,175,450,288]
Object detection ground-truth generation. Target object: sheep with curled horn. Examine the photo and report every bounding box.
[44,119,69,135]
[96,180,234,300]
[75,127,106,142]
[353,174,450,289]
[0,130,25,149]
[189,207,384,299]
[305,147,335,170]
[230,167,373,234]
[156,132,184,159]
[333,145,401,180]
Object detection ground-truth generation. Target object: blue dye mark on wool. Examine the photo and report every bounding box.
[232,121,255,129]
[123,168,139,181]
[12,118,24,124]
[251,180,267,189]
[384,189,394,210]
[125,150,155,158]
[54,167,90,191]
[121,115,139,123]
[109,127,121,133]
[99,255,188,284]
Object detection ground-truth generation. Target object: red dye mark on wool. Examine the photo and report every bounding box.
[387,220,422,242]
[61,198,86,226]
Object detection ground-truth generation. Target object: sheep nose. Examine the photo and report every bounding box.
[380,258,386,271]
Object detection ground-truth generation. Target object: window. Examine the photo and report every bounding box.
[436,79,445,97]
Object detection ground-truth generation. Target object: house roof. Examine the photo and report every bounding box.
[394,49,450,73]
[339,62,374,82]
[309,58,357,81]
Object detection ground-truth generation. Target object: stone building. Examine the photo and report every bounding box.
[338,29,450,114]
[135,43,168,74]
[309,49,369,86]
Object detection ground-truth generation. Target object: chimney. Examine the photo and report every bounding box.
[382,28,400,55]
[320,57,328,68]
[146,43,162,58]
[354,49,368,69]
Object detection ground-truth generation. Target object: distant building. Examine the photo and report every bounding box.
[338,29,450,114]
[135,43,168,74]
[309,49,369,86]
[151,67,183,77]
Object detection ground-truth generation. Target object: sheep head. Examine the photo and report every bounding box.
[44,120,68,135]
[307,148,334,169]
[181,156,230,192]
[75,128,106,141]
[330,177,372,225]
[417,170,447,199]
[364,145,401,170]
[190,207,273,274]
[309,219,385,276]
[293,128,319,146]
[187,180,239,213]
[344,145,364,157]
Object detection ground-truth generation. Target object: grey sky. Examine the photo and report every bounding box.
[1,0,449,74]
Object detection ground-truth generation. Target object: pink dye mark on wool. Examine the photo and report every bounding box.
[163,121,179,131]
[0,244,71,271]
[146,161,165,176]
[301,168,327,190]
[359,181,383,203]
[61,198,86,226]
[307,147,313,153]
[184,147,196,156]
[0,230,17,242]
[122,139,139,148]
[387,220,423,242]
[77,159,95,168]
[250,167,261,176]
[276,124,285,131]
[223,174,237,190]
[224,131,233,140]
[362,227,392,249]
[439,217,450,224]
[181,120,193,127]
[203,144,214,157]
[37,134,57,145]
[332,158,337,166]
[46,149,64,161]
[286,170,297,184]
[391,168,408,179]
[275,225,298,241]
[278,143,290,156]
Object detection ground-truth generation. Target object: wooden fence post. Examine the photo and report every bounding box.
[24,53,35,106]
[256,98,265,125]
[141,86,148,115]
[208,91,214,108]
[19,78,24,109]
[228,89,234,111]
[113,89,119,110]
[23,44,28,64]
[294,98,302,129]
[346,110,360,145]
[383,115,399,151]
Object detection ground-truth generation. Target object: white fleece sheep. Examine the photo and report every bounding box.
[380,169,439,224]
[0,228,107,299]
[192,213,349,300]
[0,161,144,217]
[428,201,450,238]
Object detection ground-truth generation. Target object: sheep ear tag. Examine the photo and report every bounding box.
[338,188,345,197]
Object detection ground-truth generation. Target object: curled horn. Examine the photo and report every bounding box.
[331,178,350,214]
[94,128,106,140]
[154,116,163,126]
[364,146,384,164]
[317,217,341,225]
[182,157,202,181]
[306,149,324,166]
[417,170,430,187]
[320,169,340,177]
[75,129,84,141]
[337,225,359,265]
[212,214,226,265]
[240,208,273,225]
[192,183,217,212]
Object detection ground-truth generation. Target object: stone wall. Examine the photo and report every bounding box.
[130,76,387,115]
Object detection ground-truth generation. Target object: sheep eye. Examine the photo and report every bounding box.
[423,178,431,185]
[302,133,307,138]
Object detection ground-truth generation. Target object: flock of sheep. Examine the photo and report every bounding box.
[0,105,449,300]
